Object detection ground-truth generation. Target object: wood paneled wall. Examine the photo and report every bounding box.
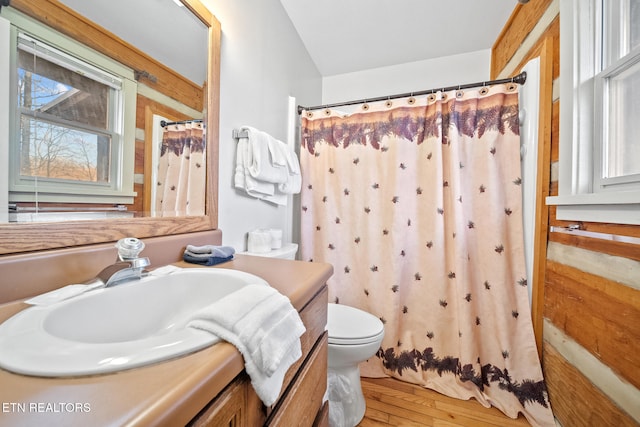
[491,1,640,426]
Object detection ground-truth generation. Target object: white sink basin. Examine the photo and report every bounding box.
[0,268,268,377]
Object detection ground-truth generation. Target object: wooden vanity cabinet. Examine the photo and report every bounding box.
[189,285,329,427]
[189,374,249,426]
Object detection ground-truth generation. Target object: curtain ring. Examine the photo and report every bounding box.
[407,93,416,105]
[362,102,370,111]
[456,85,464,98]
[385,97,393,108]
[324,108,331,116]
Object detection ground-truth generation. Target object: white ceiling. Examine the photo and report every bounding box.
[279,0,518,76]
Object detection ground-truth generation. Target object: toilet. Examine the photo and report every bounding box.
[244,243,384,426]
[326,303,384,426]
[239,242,299,259]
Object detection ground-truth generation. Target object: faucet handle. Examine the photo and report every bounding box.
[115,237,145,260]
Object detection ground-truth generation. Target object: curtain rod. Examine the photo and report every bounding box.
[297,71,527,115]
[160,119,203,127]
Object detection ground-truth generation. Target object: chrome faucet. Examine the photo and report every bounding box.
[90,238,151,287]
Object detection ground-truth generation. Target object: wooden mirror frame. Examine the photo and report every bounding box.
[0,0,220,255]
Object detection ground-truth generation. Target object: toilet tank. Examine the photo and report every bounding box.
[242,243,298,260]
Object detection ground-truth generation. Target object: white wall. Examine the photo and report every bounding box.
[199,1,493,252]
[202,0,322,251]
[322,49,492,105]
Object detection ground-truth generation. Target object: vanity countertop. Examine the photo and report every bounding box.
[0,255,333,427]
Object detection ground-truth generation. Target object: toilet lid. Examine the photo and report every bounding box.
[327,303,384,345]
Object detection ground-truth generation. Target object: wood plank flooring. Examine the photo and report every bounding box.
[358,377,531,427]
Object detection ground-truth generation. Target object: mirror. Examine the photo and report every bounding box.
[0,0,220,254]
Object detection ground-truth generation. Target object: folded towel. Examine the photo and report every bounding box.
[188,284,306,406]
[183,253,233,266]
[186,245,235,258]
[183,245,235,265]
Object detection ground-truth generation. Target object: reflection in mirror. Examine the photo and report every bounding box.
[60,0,207,86]
[2,0,208,222]
[0,0,220,255]
[153,119,206,217]
[10,25,138,215]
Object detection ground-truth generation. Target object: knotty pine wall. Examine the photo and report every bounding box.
[491,1,640,426]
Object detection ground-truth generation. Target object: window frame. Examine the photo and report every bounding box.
[4,8,137,205]
[548,0,640,225]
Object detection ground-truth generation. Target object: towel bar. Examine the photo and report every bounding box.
[232,129,249,139]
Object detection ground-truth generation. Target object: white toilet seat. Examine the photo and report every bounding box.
[327,303,384,346]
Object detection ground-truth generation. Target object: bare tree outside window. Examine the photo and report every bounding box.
[17,41,112,184]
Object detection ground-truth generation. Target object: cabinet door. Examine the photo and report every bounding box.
[266,333,328,427]
[190,375,247,427]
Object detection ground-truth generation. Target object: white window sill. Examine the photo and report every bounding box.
[10,191,136,205]
[546,192,640,225]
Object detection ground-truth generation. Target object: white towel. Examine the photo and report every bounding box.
[234,138,275,197]
[278,145,301,194]
[245,127,288,184]
[234,126,301,205]
[188,284,306,406]
[267,137,288,169]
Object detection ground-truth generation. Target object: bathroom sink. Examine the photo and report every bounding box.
[0,268,269,377]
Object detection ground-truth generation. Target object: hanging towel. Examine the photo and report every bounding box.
[278,145,302,194]
[245,126,288,184]
[187,284,306,406]
[234,126,301,205]
[326,371,353,427]
[234,137,276,197]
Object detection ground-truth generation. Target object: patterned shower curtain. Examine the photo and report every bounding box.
[155,121,206,216]
[299,84,555,426]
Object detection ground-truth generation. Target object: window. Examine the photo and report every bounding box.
[548,0,640,225]
[5,9,137,204]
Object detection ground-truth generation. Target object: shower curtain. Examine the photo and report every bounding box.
[155,121,206,216]
[299,84,554,426]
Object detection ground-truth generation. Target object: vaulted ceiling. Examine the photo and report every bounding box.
[279,0,518,76]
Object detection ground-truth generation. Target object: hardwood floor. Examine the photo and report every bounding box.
[358,377,531,427]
